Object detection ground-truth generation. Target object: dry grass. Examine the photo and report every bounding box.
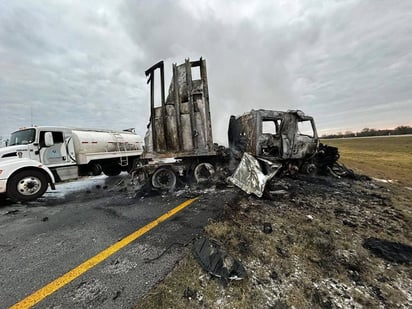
[322,136,412,185]
[136,182,411,307]
[135,138,412,308]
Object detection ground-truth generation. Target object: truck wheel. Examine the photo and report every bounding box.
[7,170,48,202]
[131,168,147,186]
[151,167,176,190]
[89,162,102,176]
[194,163,215,183]
[102,165,121,176]
[302,163,317,175]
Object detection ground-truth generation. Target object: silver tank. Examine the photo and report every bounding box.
[71,130,143,155]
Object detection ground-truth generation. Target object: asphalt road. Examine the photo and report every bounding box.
[0,174,236,308]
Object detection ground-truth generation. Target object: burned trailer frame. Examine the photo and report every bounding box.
[139,58,219,189]
[134,58,330,193]
[228,109,319,171]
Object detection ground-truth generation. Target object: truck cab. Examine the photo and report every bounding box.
[3,127,75,166]
[228,110,319,163]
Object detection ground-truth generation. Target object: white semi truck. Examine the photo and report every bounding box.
[0,126,143,202]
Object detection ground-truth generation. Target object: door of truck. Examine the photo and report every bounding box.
[38,131,70,166]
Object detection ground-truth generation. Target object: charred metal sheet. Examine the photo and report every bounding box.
[193,237,246,283]
[363,237,412,264]
[228,152,281,197]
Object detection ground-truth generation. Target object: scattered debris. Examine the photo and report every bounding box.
[276,246,290,258]
[193,237,246,284]
[137,171,412,308]
[72,279,108,304]
[329,162,371,180]
[372,177,395,184]
[268,189,288,197]
[144,242,187,263]
[363,237,412,264]
[112,290,121,301]
[183,287,197,300]
[102,258,137,274]
[263,223,273,234]
[5,209,19,215]
[342,219,358,228]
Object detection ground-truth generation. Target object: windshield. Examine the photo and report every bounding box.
[9,129,36,146]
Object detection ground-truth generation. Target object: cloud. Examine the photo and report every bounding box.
[0,1,148,138]
[119,0,412,141]
[0,0,411,144]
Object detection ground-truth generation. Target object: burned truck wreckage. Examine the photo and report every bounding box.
[132,58,342,196]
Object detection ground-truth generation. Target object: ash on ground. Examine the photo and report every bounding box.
[179,175,411,308]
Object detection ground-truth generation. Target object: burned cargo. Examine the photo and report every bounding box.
[132,58,220,190]
[143,58,214,158]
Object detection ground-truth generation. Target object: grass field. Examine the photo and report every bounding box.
[322,135,412,185]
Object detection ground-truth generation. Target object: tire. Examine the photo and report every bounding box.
[151,167,176,190]
[7,170,48,202]
[302,163,317,175]
[89,162,102,176]
[194,162,215,183]
[102,164,121,176]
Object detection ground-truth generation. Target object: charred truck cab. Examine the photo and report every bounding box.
[228,109,319,163]
[227,110,321,197]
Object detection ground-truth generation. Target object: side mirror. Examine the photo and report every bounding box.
[44,132,54,147]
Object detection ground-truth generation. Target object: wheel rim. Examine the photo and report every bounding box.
[17,176,42,196]
[194,163,215,183]
[152,168,176,190]
[131,168,147,186]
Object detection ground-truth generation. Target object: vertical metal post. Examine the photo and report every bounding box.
[200,58,213,151]
[160,64,165,106]
[185,59,197,150]
[145,61,165,153]
[173,64,182,151]
[160,62,167,150]
[149,73,156,152]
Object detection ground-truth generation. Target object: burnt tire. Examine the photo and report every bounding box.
[7,170,48,202]
[151,167,176,190]
[194,162,215,183]
[102,165,121,176]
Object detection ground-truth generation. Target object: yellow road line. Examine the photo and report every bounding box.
[10,197,198,309]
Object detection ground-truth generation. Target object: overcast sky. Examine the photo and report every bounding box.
[1,0,411,144]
